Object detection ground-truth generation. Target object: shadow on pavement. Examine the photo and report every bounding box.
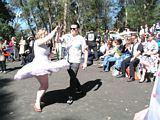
[42,79,102,107]
[0,78,15,120]
[6,66,22,73]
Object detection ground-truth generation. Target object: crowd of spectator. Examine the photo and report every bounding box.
[0,35,35,73]
[1,22,160,82]
[94,22,160,83]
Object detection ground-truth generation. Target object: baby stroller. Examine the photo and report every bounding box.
[22,48,34,65]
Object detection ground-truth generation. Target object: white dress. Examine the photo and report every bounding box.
[14,34,69,80]
[133,71,160,120]
[144,72,160,120]
[19,39,26,54]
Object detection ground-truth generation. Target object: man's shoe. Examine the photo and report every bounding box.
[67,96,73,105]
[127,77,135,82]
[146,79,151,83]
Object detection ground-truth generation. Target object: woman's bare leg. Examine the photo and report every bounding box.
[139,67,147,83]
[35,74,48,110]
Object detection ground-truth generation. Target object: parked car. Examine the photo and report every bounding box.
[109,31,124,39]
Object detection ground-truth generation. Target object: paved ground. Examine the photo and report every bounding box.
[0,61,154,120]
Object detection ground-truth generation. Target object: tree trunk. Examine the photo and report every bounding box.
[37,2,48,31]
[63,0,67,33]
[27,18,35,37]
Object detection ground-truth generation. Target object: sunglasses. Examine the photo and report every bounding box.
[70,27,77,30]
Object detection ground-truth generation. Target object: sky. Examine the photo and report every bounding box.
[8,0,121,30]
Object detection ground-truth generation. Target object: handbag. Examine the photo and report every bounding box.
[3,51,10,57]
[125,67,141,80]
[0,54,5,61]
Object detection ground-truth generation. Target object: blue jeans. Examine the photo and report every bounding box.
[114,53,131,70]
[103,55,117,71]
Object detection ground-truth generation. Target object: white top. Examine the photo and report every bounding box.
[19,39,26,54]
[63,34,87,63]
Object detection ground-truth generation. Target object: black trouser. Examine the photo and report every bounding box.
[121,57,140,78]
[0,61,6,71]
[88,43,98,59]
[67,63,81,97]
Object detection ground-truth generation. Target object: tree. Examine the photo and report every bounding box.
[115,0,160,30]
[66,0,112,34]
[0,0,15,40]
[10,0,113,36]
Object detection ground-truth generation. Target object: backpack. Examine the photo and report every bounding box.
[87,32,96,42]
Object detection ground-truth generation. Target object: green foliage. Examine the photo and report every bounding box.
[0,0,15,23]
[0,22,14,41]
[66,0,111,34]
[0,1,15,41]
[115,0,160,30]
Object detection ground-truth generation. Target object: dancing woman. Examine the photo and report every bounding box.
[14,26,69,112]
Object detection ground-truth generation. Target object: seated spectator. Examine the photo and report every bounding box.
[103,39,123,72]
[113,37,132,71]
[99,39,113,59]
[117,34,143,82]
[156,33,160,50]
[98,39,113,67]
[139,33,159,83]
[98,39,112,58]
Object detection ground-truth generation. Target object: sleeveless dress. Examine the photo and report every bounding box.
[144,71,160,120]
[134,70,160,120]
[14,36,69,80]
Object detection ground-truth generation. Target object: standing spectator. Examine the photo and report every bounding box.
[60,31,66,59]
[55,25,64,60]
[28,36,35,52]
[19,36,26,65]
[62,22,88,104]
[144,24,149,33]
[150,24,156,34]
[139,25,145,36]
[96,30,101,51]
[2,39,7,48]
[9,37,17,61]
[0,40,6,73]
[2,40,10,62]
[103,29,110,42]
[23,36,35,65]
[86,29,98,61]
[156,22,160,29]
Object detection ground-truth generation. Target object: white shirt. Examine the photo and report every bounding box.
[63,34,87,63]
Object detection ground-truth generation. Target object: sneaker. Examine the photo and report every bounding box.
[127,77,135,82]
[67,96,73,105]
[104,69,109,72]
[98,64,103,68]
[3,71,6,74]
[0,71,2,73]
[116,73,125,78]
